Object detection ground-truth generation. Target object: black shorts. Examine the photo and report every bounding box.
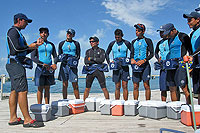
[34,66,55,86]
[112,66,130,83]
[192,68,200,94]
[86,70,106,88]
[6,63,28,92]
[166,67,187,88]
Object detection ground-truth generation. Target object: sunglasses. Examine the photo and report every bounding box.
[90,41,97,43]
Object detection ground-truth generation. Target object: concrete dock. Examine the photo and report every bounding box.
[0,90,198,133]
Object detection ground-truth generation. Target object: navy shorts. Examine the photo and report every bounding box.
[86,70,106,88]
[132,63,151,83]
[112,66,130,83]
[58,63,78,82]
[192,68,200,94]
[159,69,169,91]
[6,62,28,92]
[167,66,187,87]
[34,66,55,86]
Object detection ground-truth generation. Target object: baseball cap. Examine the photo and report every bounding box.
[67,28,75,36]
[134,24,146,31]
[183,11,200,19]
[157,23,174,35]
[89,36,99,42]
[195,7,200,12]
[39,27,49,33]
[14,13,32,23]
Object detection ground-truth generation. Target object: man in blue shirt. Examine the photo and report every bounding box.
[31,27,57,104]
[131,24,154,100]
[183,11,200,104]
[6,13,44,127]
[163,23,192,104]
[106,29,131,100]
[58,29,80,99]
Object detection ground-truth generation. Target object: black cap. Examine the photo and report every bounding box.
[67,28,75,36]
[183,12,200,19]
[134,23,146,31]
[14,13,32,23]
[195,7,200,12]
[89,36,99,42]
[39,27,49,33]
[157,23,174,35]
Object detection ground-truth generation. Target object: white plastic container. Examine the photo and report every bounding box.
[111,100,125,116]
[166,101,185,119]
[138,101,150,117]
[95,98,105,112]
[68,99,85,114]
[138,101,167,119]
[85,97,96,111]
[51,99,70,116]
[124,100,139,116]
[100,99,112,115]
[30,104,51,122]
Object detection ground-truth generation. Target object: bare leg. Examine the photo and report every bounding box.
[122,81,128,100]
[144,80,151,100]
[83,88,91,101]
[62,81,68,99]
[18,91,33,124]
[72,82,80,99]
[44,86,50,104]
[133,82,139,100]
[9,90,18,123]
[161,91,167,101]
[37,86,43,104]
[169,86,178,101]
[102,88,109,99]
[115,82,121,100]
[181,85,191,104]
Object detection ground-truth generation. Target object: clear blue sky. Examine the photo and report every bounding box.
[0,0,199,77]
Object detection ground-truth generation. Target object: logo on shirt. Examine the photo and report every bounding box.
[134,65,139,70]
[166,61,170,66]
[73,60,78,65]
[111,64,115,68]
[193,36,196,39]
[126,58,130,63]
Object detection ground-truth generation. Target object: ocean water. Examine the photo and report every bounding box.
[2,77,160,94]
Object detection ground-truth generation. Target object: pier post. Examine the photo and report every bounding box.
[0,74,6,101]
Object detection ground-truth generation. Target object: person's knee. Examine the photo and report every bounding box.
[102,87,108,92]
[85,88,91,92]
[115,84,121,90]
[133,83,139,90]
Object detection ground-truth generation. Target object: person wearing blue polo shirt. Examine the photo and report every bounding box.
[31,27,57,104]
[163,23,192,104]
[183,11,200,104]
[106,29,131,100]
[6,13,44,127]
[155,25,170,101]
[58,28,80,99]
[131,24,154,100]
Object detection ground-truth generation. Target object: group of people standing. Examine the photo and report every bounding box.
[5,7,200,127]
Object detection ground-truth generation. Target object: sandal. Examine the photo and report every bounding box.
[23,119,44,128]
[8,117,24,125]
